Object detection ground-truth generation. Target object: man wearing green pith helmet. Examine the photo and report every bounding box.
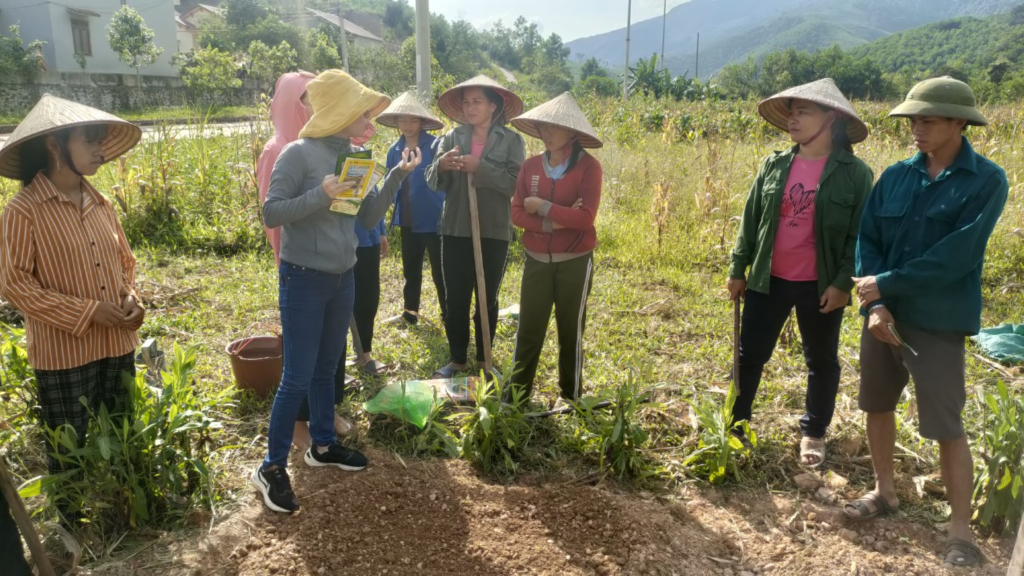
[847,77,1008,568]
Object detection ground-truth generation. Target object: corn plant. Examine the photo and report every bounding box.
[574,371,657,480]
[19,344,230,542]
[684,385,756,484]
[451,363,532,479]
[973,380,1024,534]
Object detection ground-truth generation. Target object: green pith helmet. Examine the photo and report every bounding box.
[889,76,988,126]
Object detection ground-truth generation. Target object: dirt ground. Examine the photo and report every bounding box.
[75,446,1015,576]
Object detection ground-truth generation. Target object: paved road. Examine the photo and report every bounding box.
[0,121,258,146]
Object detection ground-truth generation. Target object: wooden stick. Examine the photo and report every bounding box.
[732,298,740,394]
[1009,519,1024,576]
[0,458,55,576]
[466,175,493,373]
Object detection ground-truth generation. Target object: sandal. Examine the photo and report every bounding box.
[800,436,826,469]
[431,363,464,379]
[843,492,898,520]
[358,359,388,376]
[943,538,981,567]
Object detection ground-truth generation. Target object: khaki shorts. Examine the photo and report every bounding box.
[858,321,967,441]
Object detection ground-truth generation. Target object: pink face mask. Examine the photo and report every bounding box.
[350,123,376,148]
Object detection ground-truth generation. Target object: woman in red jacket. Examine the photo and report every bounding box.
[509,93,603,402]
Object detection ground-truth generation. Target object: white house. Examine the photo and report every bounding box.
[176,4,222,53]
[0,0,179,77]
[299,8,385,50]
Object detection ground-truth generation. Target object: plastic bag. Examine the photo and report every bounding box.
[363,381,437,428]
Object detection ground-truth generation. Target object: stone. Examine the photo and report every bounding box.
[825,472,849,490]
[838,435,864,458]
[794,472,823,492]
[839,528,860,543]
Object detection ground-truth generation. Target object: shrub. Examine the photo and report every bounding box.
[576,76,621,98]
[973,380,1024,534]
[573,371,657,480]
[684,385,756,484]
[452,363,533,478]
[247,40,298,85]
[177,47,242,102]
[0,25,46,83]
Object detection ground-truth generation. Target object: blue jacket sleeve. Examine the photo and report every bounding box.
[875,171,1009,297]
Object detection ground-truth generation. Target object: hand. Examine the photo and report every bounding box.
[457,154,481,174]
[570,198,583,209]
[397,147,422,173]
[852,276,881,306]
[380,237,389,258]
[321,174,356,199]
[92,302,125,328]
[727,278,747,301]
[121,295,145,329]
[819,286,850,314]
[438,147,461,171]
[867,306,900,346]
[524,196,544,214]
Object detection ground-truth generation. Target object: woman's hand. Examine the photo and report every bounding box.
[380,237,389,258]
[524,196,544,214]
[121,294,145,330]
[321,175,356,199]
[92,302,125,328]
[819,286,850,314]
[397,147,422,172]
[727,278,747,301]
[438,147,462,171]
[457,154,480,173]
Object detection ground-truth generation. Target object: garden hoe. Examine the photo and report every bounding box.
[0,456,55,576]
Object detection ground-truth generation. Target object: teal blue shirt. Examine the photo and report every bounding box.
[856,137,1008,335]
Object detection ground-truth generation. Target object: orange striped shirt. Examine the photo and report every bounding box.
[0,174,139,370]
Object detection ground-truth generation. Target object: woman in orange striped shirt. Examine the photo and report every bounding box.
[0,95,144,524]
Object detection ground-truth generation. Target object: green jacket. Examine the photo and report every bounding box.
[425,124,526,242]
[729,146,874,297]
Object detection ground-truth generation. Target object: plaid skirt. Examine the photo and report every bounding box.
[34,353,136,473]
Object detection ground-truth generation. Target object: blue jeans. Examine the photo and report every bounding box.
[263,262,354,469]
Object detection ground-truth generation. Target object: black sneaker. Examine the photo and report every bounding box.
[304,443,368,471]
[250,464,299,513]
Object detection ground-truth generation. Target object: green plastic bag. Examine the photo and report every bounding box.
[363,381,437,428]
[972,324,1024,365]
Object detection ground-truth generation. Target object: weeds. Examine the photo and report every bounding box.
[684,385,756,484]
[573,370,658,480]
[973,380,1024,534]
[452,363,533,479]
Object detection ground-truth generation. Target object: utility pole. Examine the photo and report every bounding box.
[660,0,667,69]
[695,33,700,80]
[415,0,431,98]
[624,0,632,99]
[335,2,350,72]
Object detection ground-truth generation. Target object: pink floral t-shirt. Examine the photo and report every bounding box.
[770,155,828,281]
[471,141,485,158]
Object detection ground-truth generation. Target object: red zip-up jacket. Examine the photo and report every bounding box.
[511,152,602,257]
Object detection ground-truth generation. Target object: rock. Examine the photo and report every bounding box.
[819,522,832,532]
[794,472,823,492]
[839,528,860,543]
[838,435,864,458]
[739,572,756,576]
[825,471,849,490]
[874,541,888,553]
[816,486,834,502]
[807,512,818,522]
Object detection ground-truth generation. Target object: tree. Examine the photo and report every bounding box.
[382,0,414,40]
[580,57,608,80]
[225,0,273,29]
[176,47,242,102]
[1009,4,1024,26]
[0,25,46,83]
[107,6,164,86]
[247,40,298,85]
[306,30,342,72]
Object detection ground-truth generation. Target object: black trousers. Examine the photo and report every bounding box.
[441,235,509,365]
[400,227,446,322]
[0,496,31,576]
[732,276,844,439]
[353,245,381,354]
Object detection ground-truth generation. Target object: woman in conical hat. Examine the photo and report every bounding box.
[0,94,145,526]
[726,78,874,468]
[377,92,448,329]
[255,69,422,514]
[509,92,603,403]
[425,75,525,378]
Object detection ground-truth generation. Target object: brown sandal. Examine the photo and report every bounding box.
[843,492,897,520]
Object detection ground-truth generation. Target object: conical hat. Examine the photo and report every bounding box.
[437,75,524,125]
[757,78,870,144]
[0,94,142,180]
[511,92,602,149]
[376,91,445,131]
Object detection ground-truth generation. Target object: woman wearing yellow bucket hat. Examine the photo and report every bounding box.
[0,94,144,528]
[254,70,423,514]
[425,75,526,378]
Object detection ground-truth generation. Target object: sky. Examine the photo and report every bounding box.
[425,0,693,43]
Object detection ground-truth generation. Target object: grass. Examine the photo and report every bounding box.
[0,95,1022,561]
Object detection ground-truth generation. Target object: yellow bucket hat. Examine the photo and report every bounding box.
[298,69,391,139]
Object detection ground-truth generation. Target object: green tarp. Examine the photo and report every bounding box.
[971,324,1024,365]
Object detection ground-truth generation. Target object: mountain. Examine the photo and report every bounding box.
[567,0,1024,78]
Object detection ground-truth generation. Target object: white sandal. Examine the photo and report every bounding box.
[800,436,826,469]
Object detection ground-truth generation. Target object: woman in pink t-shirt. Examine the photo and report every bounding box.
[726,79,874,468]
